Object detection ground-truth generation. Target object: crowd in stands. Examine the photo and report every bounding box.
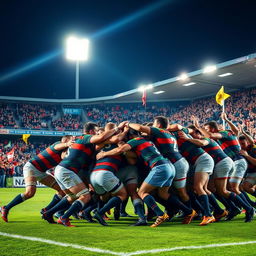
[18,104,57,129]
[85,103,184,127]
[51,113,83,131]
[0,103,17,129]
[169,87,256,138]
[0,138,51,187]
[0,87,255,137]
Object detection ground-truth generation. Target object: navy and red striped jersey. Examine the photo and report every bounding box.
[202,138,228,164]
[246,145,256,173]
[217,131,243,161]
[172,128,205,165]
[127,137,165,168]
[150,127,182,163]
[59,135,95,173]
[93,144,123,173]
[30,142,64,172]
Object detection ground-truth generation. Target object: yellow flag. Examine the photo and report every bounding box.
[22,134,31,144]
[216,86,230,106]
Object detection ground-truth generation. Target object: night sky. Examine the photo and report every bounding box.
[0,0,256,99]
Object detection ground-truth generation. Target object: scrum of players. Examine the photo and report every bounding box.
[1,112,255,228]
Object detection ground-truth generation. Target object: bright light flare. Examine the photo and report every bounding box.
[178,73,188,81]
[66,36,89,61]
[203,65,217,73]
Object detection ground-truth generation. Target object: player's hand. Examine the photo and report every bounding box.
[191,115,200,128]
[118,121,128,129]
[178,131,189,140]
[96,151,105,160]
[66,140,74,147]
[220,112,228,121]
[239,149,248,156]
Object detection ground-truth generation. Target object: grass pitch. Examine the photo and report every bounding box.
[0,188,255,256]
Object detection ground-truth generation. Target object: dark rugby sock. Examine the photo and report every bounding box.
[46,197,71,216]
[62,200,84,219]
[198,195,212,217]
[167,195,192,215]
[229,192,252,212]
[133,198,146,220]
[5,194,25,211]
[44,194,62,211]
[143,195,164,217]
[98,197,122,216]
[208,193,223,214]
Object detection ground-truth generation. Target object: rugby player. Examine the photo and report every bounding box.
[42,122,126,227]
[168,124,216,225]
[0,135,73,222]
[128,116,196,224]
[199,113,254,222]
[97,127,176,228]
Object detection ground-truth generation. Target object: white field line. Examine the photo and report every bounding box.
[0,232,123,256]
[0,232,256,256]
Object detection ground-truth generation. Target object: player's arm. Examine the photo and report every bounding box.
[96,143,132,160]
[240,149,256,166]
[128,123,151,135]
[221,112,239,136]
[238,123,255,146]
[167,123,183,131]
[53,140,74,151]
[108,126,130,144]
[168,124,193,134]
[90,121,127,144]
[178,131,209,146]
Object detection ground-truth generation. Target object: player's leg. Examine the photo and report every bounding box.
[1,162,38,222]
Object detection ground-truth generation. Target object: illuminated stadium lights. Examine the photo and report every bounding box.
[66,37,89,61]
[138,84,152,92]
[146,84,153,90]
[182,82,196,86]
[178,73,188,80]
[153,90,165,94]
[203,65,217,73]
[65,36,90,99]
[138,85,146,92]
[218,72,233,77]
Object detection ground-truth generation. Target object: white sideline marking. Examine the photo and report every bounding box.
[0,232,256,256]
[123,241,256,256]
[0,232,123,256]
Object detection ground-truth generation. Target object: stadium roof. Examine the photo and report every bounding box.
[1,52,256,104]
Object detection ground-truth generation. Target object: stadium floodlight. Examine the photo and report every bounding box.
[138,84,152,92]
[65,36,90,99]
[153,90,165,94]
[183,82,196,86]
[203,65,217,73]
[218,72,233,77]
[178,73,188,81]
[146,84,153,90]
[66,37,89,61]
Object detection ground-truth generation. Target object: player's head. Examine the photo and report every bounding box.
[238,135,249,150]
[105,122,116,131]
[97,127,105,135]
[153,116,169,129]
[83,122,99,135]
[127,128,140,140]
[187,125,202,139]
[204,121,219,133]
[61,135,73,143]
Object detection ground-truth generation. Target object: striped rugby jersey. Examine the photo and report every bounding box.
[59,135,95,173]
[150,127,182,163]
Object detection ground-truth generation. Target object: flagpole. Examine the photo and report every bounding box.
[222,100,225,130]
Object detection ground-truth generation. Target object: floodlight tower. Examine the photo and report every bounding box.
[66,36,89,99]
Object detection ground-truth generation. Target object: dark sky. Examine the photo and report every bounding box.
[0,0,256,99]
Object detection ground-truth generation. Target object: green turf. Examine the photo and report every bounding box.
[0,188,255,256]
